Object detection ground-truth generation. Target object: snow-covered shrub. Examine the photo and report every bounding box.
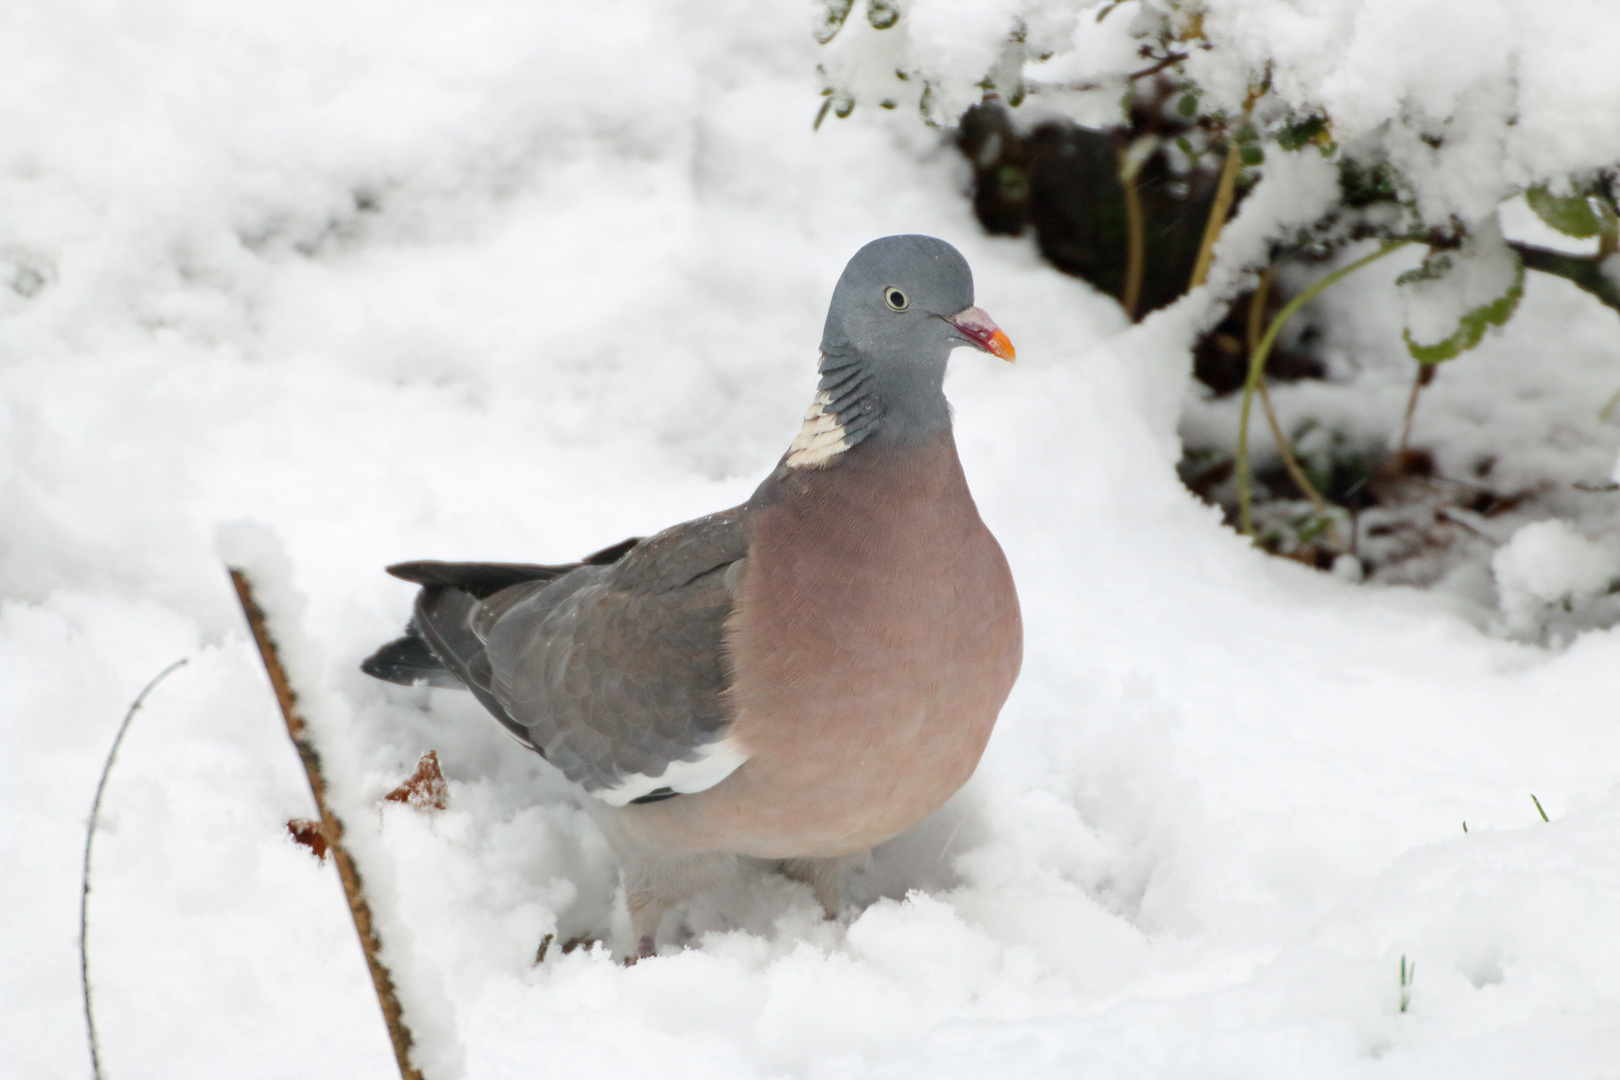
[814,0,1620,276]
[816,0,1620,624]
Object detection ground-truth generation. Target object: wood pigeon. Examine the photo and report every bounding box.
[363,235,1022,959]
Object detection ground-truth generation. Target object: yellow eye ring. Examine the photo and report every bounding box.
[883,286,909,311]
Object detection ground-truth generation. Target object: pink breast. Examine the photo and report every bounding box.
[625,435,1022,858]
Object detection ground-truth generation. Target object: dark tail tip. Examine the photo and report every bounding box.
[360,633,464,689]
[386,559,571,599]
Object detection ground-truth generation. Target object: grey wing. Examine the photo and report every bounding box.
[477,506,750,805]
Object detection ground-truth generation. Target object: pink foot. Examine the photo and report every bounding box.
[624,934,657,965]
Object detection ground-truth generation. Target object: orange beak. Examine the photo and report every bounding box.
[945,306,1016,362]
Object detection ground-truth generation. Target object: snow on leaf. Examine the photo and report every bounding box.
[814,0,856,45]
[867,0,901,31]
[1400,220,1524,364]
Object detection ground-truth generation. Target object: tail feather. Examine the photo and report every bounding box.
[386,561,570,599]
[409,586,542,755]
[365,545,644,755]
[360,628,463,689]
[385,538,639,600]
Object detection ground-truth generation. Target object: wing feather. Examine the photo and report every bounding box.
[475,506,750,800]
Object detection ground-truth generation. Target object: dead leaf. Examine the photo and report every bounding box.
[286,818,329,862]
[384,750,449,811]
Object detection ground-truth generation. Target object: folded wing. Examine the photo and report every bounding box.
[377,507,751,806]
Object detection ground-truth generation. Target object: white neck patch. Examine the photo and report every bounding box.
[785,389,850,469]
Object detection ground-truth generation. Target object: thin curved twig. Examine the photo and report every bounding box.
[1397,362,1437,463]
[1508,240,1620,316]
[81,657,190,1080]
[1246,268,1345,547]
[1238,240,1416,535]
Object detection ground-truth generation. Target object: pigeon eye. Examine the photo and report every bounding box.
[883,287,909,311]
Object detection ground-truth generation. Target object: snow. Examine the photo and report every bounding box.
[5,1,1620,1079]
[1492,520,1620,637]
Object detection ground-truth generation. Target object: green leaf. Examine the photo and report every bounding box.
[1526,185,1602,239]
[1276,114,1326,152]
[1240,145,1264,167]
[813,0,854,44]
[868,0,900,30]
[918,81,937,127]
[1177,94,1198,118]
[1403,249,1525,364]
[1338,157,1400,208]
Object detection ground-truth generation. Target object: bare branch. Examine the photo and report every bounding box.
[229,568,425,1080]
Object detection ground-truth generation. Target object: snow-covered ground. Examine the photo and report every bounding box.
[5,1,1619,1078]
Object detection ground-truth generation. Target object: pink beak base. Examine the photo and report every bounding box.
[945,306,1016,362]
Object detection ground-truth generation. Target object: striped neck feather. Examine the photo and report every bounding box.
[784,357,880,470]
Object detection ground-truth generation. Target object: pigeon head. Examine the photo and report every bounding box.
[821,235,1015,366]
[805,236,1014,458]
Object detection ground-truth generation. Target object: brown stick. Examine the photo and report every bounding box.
[1187,143,1242,291]
[228,569,424,1080]
[1118,144,1146,321]
[1126,51,1189,82]
[1189,82,1267,294]
[1397,363,1436,465]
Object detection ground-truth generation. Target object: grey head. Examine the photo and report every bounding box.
[813,235,1015,453]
